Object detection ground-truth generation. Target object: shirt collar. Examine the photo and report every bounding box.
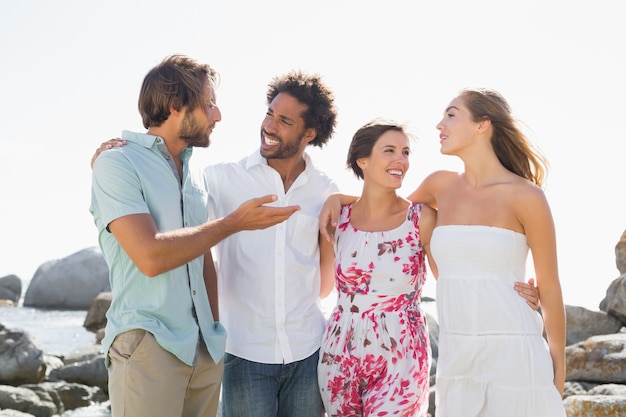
[121,130,193,162]
[245,148,315,174]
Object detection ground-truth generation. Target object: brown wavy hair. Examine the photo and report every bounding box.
[138,54,219,129]
[460,88,548,187]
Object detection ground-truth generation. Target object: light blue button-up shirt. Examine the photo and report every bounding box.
[90,130,226,366]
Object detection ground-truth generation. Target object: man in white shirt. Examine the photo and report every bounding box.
[205,71,338,417]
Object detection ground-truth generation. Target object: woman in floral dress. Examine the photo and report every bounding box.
[318,119,437,417]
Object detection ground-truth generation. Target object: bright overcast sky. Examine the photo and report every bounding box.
[1,0,624,310]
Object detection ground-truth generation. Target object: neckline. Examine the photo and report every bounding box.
[346,202,415,234]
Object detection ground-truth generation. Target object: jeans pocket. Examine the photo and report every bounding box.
[223,353,244,371]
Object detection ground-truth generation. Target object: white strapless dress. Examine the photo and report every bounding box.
[430,225,565,417]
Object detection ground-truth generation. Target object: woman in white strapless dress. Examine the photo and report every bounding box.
[406,89,566,417]
[320,88,566,416]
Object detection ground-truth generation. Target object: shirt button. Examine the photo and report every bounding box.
[192,290,197,295]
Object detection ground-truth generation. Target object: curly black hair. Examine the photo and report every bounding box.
[266,70,337,148]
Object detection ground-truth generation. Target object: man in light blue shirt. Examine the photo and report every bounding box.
[90,55,299,417]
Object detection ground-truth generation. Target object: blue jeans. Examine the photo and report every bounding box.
[222,350,324,417]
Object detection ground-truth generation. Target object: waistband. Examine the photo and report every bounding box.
[335,291,421,315]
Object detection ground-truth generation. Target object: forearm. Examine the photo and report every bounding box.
[113,214,241,278]
[147,216,240,275]
[325,192,358,206]
[541,287,566,395]
[203,251,219,321]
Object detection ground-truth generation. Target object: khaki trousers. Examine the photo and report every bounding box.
[108,329,223,417]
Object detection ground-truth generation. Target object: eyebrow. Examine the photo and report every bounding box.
[382,144,410,151]
[267,108,296,124]
[445,105,459,112]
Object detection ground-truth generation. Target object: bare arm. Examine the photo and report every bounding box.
[418,204,438,279]
[319,193,357,242]
[203,250,219,321]
[319,232,335,299]
[406,171,441,208]
[109,194,299,277]
[519,187,565,395]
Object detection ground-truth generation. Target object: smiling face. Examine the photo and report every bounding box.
[358,130,410,189]
[259,92,315,161]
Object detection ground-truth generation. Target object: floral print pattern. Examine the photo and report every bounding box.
[318,203,430,417]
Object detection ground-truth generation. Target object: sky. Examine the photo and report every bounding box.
[0,0,624,311]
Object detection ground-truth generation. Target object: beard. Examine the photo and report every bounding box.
[179,111,210,148]
[260,130,305,160]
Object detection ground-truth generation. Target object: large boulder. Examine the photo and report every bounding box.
[566,305,622,346]
[0,325,45,385]
[48,352,108,391]
[566,333,626,384]
[23,248,109,310]
[599,274,626,325]
[0,275,22,305]
[563,394,626,417]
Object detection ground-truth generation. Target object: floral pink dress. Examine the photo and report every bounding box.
[318,203,430,417]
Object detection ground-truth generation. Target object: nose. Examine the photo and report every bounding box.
[211,106,222,123]
[436,119,443,131]
[263,116,277,134]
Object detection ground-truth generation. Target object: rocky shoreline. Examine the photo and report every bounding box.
[2,231,626,417]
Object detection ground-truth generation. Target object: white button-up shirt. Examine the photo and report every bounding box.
[205,150,338,364]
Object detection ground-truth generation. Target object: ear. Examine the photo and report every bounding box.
[477,118,491,134]
[169,105,183,119]
[356,157,367,170]
[303,127,317,144]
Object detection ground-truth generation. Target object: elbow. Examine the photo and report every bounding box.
[134,258,166,278]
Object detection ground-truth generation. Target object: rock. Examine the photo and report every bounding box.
[563,394,626,417]
[616,230,626,274]
[95,329,105,344]
[61,345,105,365]
[83,292,111,333]
[23,247,110,310]
[564,381,598,398]
[0,325,45,385]
[599,274,626,325]
[48,353,108,391]
[41,355,63,379]
[0,385,61,417]
[0,409,36,416]
[0,275,22,304]
[566,333,626,383]
[588,384,626,396]
[17,385,63,415]
[33,382,107,411]
[565,305,622,345]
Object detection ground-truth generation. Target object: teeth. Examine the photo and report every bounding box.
[264,136,279,145]
[388,169,403,176]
